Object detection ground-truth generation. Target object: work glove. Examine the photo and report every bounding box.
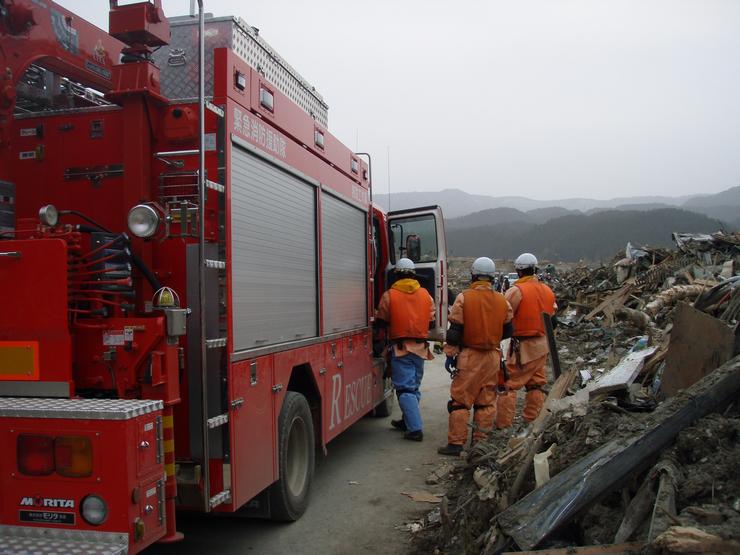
[445,356,458,378]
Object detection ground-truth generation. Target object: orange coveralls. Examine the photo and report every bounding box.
[444,281,513,446]
[496,276,557,427]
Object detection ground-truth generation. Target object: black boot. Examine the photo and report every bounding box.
[391,419,407,431]
[437,443,463,456]
[403,430,423,442]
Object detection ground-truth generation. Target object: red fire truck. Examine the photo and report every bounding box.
[0,1,447,552]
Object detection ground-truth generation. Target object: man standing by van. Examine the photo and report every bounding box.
[375,258,435,441]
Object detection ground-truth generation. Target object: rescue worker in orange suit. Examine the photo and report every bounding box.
[437,257,514,456]
[375,258,435,441]
[496,252,558,428]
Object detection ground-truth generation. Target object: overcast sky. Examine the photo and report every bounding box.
[61,0,740,200]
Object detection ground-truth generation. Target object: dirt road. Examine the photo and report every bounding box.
[150,355,453,555]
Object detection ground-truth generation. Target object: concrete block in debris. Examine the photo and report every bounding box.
[425,463,454,485]
[588,339,656,397]
[720,259,735,279]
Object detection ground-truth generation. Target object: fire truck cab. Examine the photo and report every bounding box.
[0,1,447,553]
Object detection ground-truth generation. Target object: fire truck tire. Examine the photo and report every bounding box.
[373,392,393,417]
[270,391,315,521]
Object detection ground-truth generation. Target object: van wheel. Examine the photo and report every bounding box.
[269,392,315,521]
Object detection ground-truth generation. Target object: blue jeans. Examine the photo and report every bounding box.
[391,351,424,432]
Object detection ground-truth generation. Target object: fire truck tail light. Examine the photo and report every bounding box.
[17,434,54,476]
[55,436,93,478]
[127,204,160,238]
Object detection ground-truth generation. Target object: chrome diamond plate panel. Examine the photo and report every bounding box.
[0,397,163,420]
[154,15,329,127]
[0,526,128,555]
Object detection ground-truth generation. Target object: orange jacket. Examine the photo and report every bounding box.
[512,277,555,337]
[388,281,433,340]
[461,286,509,350]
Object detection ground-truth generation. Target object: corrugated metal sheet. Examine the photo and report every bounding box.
[321,192,367,333]
[231,144,317,350]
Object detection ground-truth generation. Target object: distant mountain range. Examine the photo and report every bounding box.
[446,208,724,262]
[376,186,740,228]
[377,186,738,262]
[447,206,579,229]
[375,190,701,219]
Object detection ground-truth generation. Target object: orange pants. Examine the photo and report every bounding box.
[447,348,499,446]
[496,354,547,428]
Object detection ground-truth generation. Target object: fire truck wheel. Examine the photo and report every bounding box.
[373,393,393,417]
[270,391,315,521]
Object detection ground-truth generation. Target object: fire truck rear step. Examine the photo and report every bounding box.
[204,101,224,118]
[206,337,227,349]
[205,179,225,193]
[208,490,232,509]
[207,413,229,428]
[0,525,128,555]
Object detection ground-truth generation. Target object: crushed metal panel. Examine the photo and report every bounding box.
[661,302,734,397]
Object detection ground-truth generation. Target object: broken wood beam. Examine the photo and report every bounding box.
[496,354,740,551]
[504,544,643,555]
[614,471,657,543]
[506,368,577,505]
[645,284,707,317]
[584,285,633,321]
[647,460,681,542]
[652,526,740,553]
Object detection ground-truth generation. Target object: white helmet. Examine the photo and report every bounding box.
[395,258,416,274]
[471,257,496,279]
[515,252,538,270]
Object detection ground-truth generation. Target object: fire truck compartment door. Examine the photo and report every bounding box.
[387,206,448,341]
[230,142,318,351]
[321,192,367,334]
[0,239,72,392]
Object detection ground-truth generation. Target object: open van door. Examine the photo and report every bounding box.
[387,205,448,341]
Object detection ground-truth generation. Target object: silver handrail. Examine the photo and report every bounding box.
[196,0,210,514]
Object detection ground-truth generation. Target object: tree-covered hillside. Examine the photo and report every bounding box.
[446,208,724,261]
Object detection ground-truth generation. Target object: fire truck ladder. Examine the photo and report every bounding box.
[199,100,231,513]
[194,0,231,512]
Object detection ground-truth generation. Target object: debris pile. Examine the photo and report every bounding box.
[415,231,740,554]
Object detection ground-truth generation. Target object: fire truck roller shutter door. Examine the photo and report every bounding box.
[321,192,367,334]
[231,143,318,350]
